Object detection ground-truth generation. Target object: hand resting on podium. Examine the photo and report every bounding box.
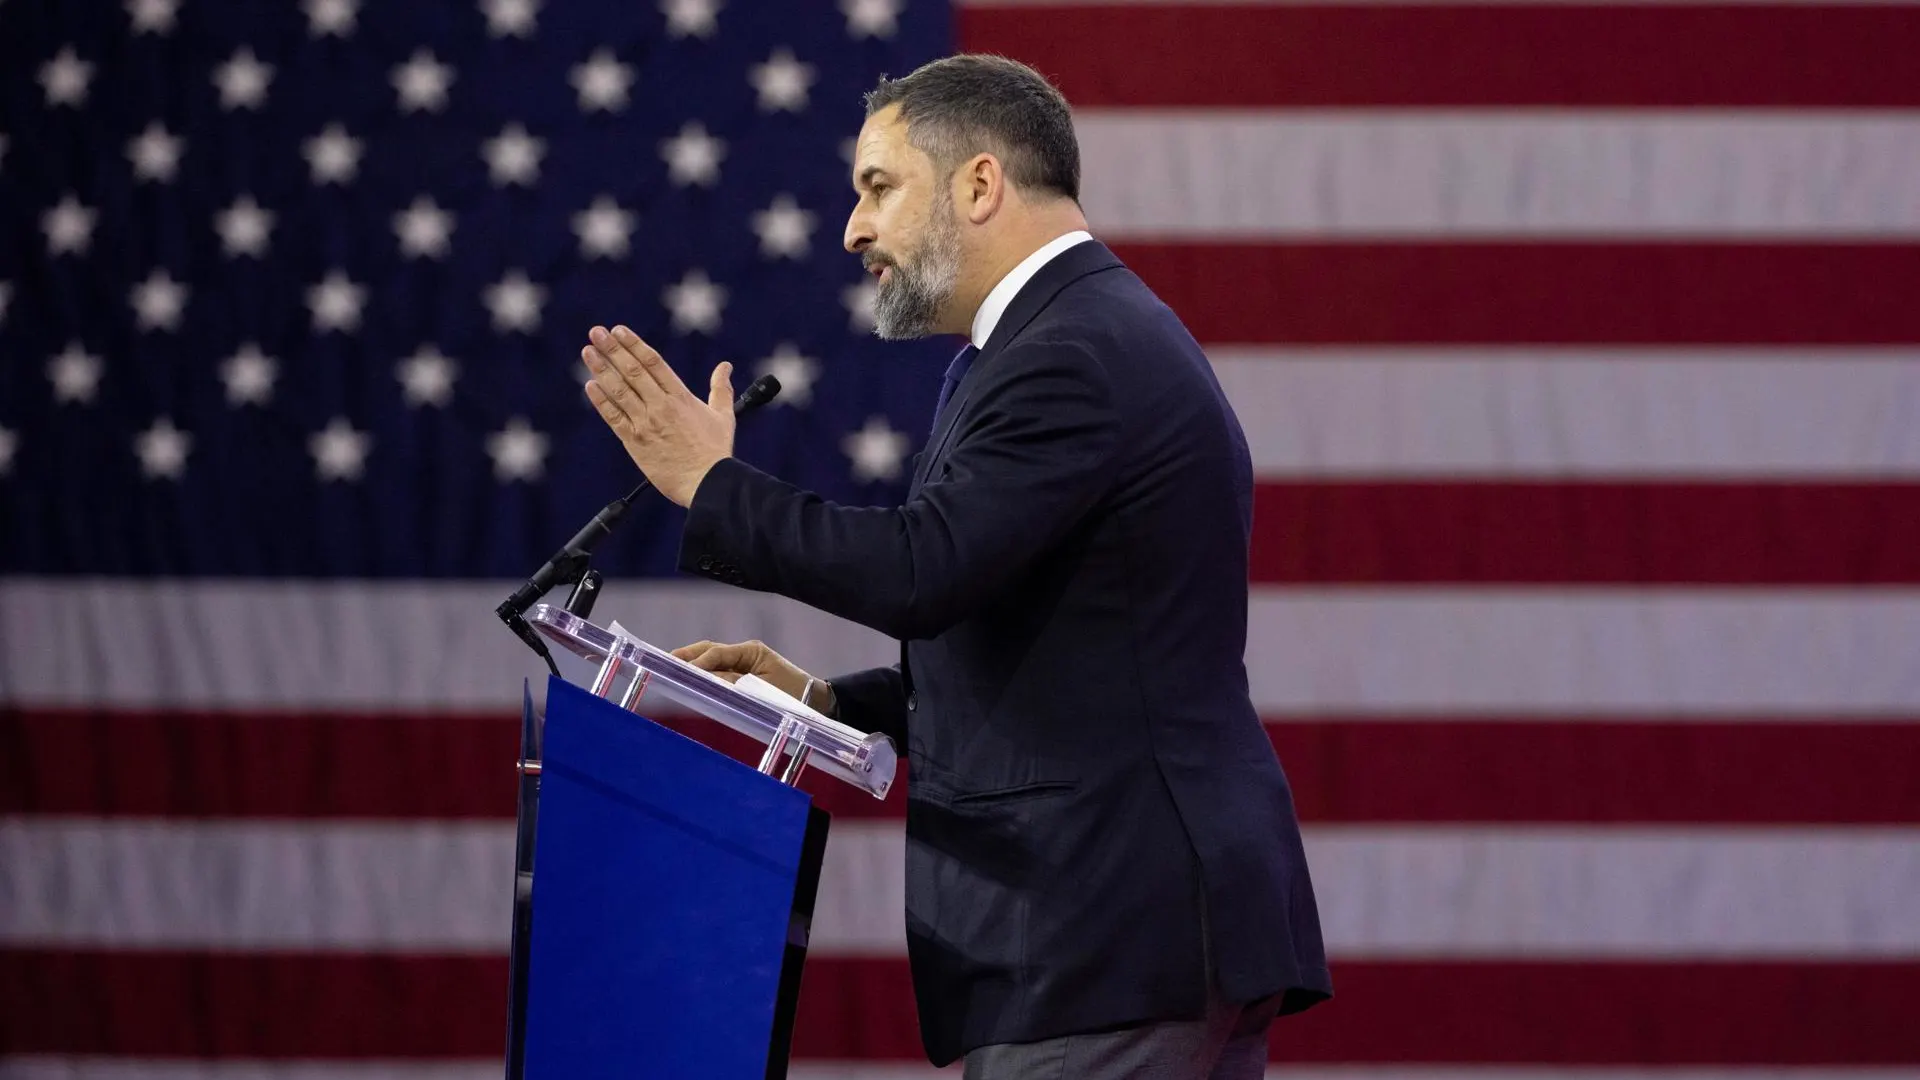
[673,639,838,720]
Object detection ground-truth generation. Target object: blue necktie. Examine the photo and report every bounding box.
[931,344,978,435]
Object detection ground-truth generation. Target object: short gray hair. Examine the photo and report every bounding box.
[864,54,1080,203]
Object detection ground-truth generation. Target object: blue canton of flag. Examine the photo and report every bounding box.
[0,0,952,579]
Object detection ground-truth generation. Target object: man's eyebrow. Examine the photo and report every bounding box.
[856,165,895,189]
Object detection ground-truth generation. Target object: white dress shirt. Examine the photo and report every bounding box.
[968,230,1093,349]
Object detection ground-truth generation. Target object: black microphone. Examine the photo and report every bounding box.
[731,373,782,413]
[495,373,782,628]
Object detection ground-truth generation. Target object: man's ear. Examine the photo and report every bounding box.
[962,152,1005,225]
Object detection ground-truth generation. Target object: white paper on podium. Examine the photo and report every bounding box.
[732,673,875,746]
[607,619,737,695]
[605,618,876,744]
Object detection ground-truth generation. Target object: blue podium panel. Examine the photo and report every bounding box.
[524,676,816,1079]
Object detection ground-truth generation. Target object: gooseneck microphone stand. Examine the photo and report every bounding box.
[496,374,780,1080]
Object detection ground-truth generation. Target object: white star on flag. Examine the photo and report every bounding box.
[131,269,188,332]
[394,196,455,259]
[842,278,878,334]
[573,196,635,259]
[663,270,726,335]
[127,121,184,183]
[310,418,372,482]
[221,343,279,407]
[661,122,725,188]
[304,0,358,37]
[755,344,820,408]
[397,345,459,407]
[126,0,180,35]
[842,416,910,482]
[213,47,274,111]
[841,0,900,39]
[483,123,545,187]
[392,49,455,113]
[570,48,633,112]
[662,0,721,38]
[485,270,546,333]
[307,270,367,333]
[135,418,191,480]
[40,47,94,108]
[753,194,816,260]
[487,418,550,482]
[481,0,540,38]
[0,427,16,477]
[48,342,105,405]
[43,196,96,257]
[215,195,275,258]
[750,48,815,113]
[304,123,363,185]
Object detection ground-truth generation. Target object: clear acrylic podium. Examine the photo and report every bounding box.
[504,603,898,1080]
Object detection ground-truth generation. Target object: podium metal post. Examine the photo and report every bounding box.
[504,683,542,1080]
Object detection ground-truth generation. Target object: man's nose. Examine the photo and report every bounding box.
[844,211,874,255]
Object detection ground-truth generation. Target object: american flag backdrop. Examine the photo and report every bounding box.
[3,0,1919,1075]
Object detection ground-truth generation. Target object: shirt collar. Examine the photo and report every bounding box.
[968,230,1094,350]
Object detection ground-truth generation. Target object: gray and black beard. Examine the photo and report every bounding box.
[870,195,962,340]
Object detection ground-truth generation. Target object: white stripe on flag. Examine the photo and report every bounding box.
[1074,111,1920,238]
[1209,348,1920,477]
[6,581,1920,714]
[8,820,1918,958]
[1245,590,1920,715]
[0,578,891,712]
[818,824,1920,958]
[0,819,512,952]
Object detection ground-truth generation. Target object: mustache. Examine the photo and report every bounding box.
[863,252,896,274]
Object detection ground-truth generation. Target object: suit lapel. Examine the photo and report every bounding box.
[909,241,1123,494]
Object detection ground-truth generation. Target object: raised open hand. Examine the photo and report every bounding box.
[582,323,735,507]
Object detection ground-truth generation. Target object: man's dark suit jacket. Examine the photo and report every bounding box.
[680,239,1331,1065]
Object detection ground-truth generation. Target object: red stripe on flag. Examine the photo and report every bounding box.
[1273,719,1920,825]
[1287,960,1920,1063]
[7,951,1917,1063]
[10,710,1920,824]
[1111,244,1920,345]
[0,708,521,820]
[0,706,910,821]
[798,958,1920,1063]
[0,951,506,1059]
[1252,482,1920,585]
[959,5,1920,107]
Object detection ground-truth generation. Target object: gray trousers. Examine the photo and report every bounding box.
[959,987,1276,1080]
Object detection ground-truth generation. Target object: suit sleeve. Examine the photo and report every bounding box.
[678,338,1121,642]
[827,664,908,747]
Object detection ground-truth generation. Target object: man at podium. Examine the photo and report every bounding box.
[578,54,1331,1079]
